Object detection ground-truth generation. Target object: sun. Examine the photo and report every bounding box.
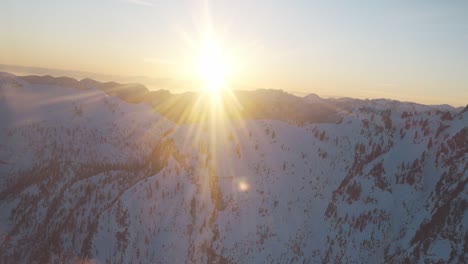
[197,39,231,97]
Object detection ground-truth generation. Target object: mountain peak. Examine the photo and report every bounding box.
[303,93,322,103]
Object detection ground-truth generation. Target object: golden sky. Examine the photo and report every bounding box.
[1,0,467,106]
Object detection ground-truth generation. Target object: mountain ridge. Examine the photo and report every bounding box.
[14,73,466,123]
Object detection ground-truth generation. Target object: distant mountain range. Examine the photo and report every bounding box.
[0,72,466,263]
[0,64,195,93]
[17,74,465,124]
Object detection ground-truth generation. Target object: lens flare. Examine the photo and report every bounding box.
[237,179,250,192]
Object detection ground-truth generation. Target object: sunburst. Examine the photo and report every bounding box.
[197,38,230,98]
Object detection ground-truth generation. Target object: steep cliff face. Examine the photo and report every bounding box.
[0,73,466,263]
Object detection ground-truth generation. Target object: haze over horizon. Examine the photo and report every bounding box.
[1,0,467,106]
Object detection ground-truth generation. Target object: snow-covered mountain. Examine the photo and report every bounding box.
[0,72,466,263]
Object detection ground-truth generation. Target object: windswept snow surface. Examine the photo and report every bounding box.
[0,73,466,263]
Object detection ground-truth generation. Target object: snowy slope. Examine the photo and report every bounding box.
[0,73,466,263]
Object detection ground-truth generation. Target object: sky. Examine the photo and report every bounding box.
[1,0,467,106]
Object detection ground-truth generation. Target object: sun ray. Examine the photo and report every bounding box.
[158,1,264,201]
